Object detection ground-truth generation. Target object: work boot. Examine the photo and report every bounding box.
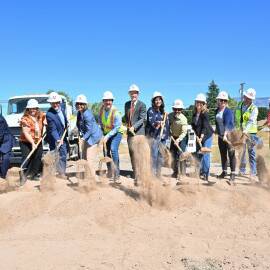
[217,171,227,179]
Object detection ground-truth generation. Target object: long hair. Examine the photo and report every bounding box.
[193,101,209,114]
[23,108,42,120]
[152,96,165,114]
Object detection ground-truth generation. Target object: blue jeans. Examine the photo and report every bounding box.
[240,134,258,175]
[106,133,122,178]
[151,139,166,177]
[198,136,213,176]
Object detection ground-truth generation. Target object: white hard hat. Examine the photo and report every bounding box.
[47,92,62,103]
[216,91,229,100]
[172,99,184,109]
[75,94,88,104]
[128,84,140,93]
[243,88,256,100]
[102,91,114,100]
[26,99,39,109]
[152,91,163,100]
[195,93,207,103]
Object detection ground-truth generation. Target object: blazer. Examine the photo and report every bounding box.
[0,115,14,154]
[46,107,68,150]
[124,100,147,136]
[77,109,102,146]
[215,107,234,136]
[191,111,214,143]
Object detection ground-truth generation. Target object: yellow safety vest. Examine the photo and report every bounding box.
[235,102,257,133]
[99,106,124,135]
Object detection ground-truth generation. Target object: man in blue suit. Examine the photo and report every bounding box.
[46,92,69,178]
[0,115,14,178]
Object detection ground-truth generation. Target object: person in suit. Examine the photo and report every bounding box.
[46,92,69,178]
[0,115,14,179]
[76,94,102,181]
[124,84,147,184]
[191,93,214,181]
[215,91,236,183]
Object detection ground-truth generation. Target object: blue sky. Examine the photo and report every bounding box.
[0,0,269,112]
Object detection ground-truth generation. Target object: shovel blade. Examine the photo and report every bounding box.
[99,156,112,163]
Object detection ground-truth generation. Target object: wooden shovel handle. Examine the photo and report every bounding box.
[170,136,183,153]
[20,132,46,169]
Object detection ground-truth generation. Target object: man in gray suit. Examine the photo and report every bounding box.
[124,84,147,184]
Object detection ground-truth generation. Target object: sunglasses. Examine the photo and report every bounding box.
[173,108,182,111]
[219,99,227,102]
[76,103,85,106]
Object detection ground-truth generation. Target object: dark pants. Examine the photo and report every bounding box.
[0,152,11,178]
[58,142,68,175]
[170,136,188,175]
[127,136,136,178]
[218,136,236,173]
[106,133,122,178]
[20,141,43,177]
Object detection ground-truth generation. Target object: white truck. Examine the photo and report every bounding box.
[3,94,79,164]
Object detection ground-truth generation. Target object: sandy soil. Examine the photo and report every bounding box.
[1,152,270,270]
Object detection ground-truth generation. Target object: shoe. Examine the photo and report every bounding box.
[114,176,121,184]
[176,180,181,186]
[134,179,139,186]
[200,174,208,181]
[230,173,235,182]
[217,171,227,179]
[171,172,178,178]
[238,171,246,177]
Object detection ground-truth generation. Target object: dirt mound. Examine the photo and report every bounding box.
[131,135,172,208]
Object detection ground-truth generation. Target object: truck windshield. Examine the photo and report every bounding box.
[7,97,51,114]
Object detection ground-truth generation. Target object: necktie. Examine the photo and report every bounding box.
[129,102,135,127]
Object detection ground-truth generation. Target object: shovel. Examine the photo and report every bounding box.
[97,140,113,177]
[157,113,169,155]
[170,136,191,161]
[196,136,212,154]
[19,132,47,185]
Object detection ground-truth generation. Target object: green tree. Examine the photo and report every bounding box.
[228,96,237,111]
[183,105,194,124]
[46,89,73,106]
[89,102,102,122]
[258,107,268,121]
[206,80,220,124]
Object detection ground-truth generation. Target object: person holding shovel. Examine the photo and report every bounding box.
[19,99,46,180]
[124,84,146,184]
[146,91,170,178]
[99,91,124,183]
[46,92,68,179]
[0,115,14,179]
[168,99,188,181]
[235,88,258,181]
[76,94,102,181]
[191,93,214,181]
[215,91,236,183]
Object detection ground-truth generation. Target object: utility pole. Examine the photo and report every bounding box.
[239,82,245,101]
